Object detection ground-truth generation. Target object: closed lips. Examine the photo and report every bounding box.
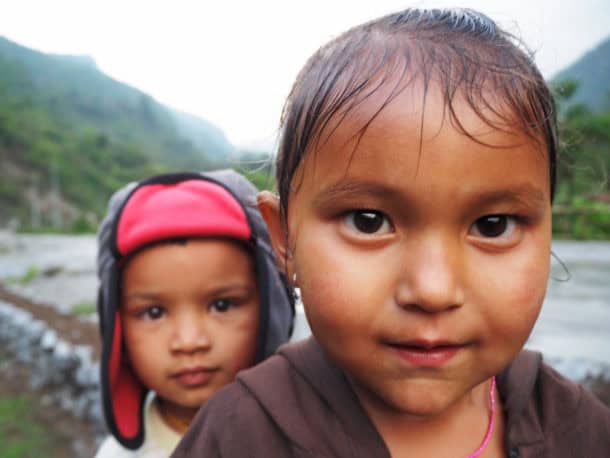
[172,366,218,377]
[384,339,467,350]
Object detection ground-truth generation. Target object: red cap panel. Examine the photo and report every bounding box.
[117,180,251,255]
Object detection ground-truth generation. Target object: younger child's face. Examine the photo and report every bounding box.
[120,239,259,415]
[271,81,552,418]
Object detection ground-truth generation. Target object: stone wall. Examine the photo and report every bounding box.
[0,300,105,439]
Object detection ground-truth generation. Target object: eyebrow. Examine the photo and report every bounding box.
[122,291,162,302]
[123,284,254,302]
[472,185,548,209]
[312,179,403,207]
[206,284,254,297]
[312,179,548,210]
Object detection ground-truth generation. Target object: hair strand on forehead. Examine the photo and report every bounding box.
[275,8,558,228]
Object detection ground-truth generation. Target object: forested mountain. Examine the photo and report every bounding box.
[0,37,235,230]
[551,35,610,239]
[553,36,610,112]
[1,33,609,237]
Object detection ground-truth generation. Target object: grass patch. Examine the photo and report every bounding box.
[5,265,41,285]
[71,302,96,315]
[0,395,56,458]
[18,266,40,285]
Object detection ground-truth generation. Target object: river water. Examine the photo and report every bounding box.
[0,234,609,380]
[527,241,610,379]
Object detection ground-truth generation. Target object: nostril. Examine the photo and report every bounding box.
[395,244,465,312]
[394,282,464,313]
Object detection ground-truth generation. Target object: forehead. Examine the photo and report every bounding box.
[122,238,254,279]
[309,76,545,166]
[293,80,550,203]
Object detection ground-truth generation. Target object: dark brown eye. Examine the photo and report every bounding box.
[210,299,235,313]
[345,210,392,235]
[473,215,508,238]
[142,305,165,320]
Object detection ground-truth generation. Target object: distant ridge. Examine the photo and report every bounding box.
[0,36,234,229]
[552,35,610,111]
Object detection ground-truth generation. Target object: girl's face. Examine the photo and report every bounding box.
[263,82,551,419]
[121,239,259,430]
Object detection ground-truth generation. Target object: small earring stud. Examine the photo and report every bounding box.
[292,272,298,286]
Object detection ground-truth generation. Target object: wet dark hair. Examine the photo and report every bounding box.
[275,8,558,225]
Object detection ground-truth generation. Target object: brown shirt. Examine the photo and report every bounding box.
[172,337,610,457]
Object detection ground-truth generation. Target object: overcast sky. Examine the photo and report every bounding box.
[1,0,609,149]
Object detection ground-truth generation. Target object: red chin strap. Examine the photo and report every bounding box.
[109,313,144,439]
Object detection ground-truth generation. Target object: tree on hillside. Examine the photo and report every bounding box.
[555,80,610,200]
[553,79,610,238]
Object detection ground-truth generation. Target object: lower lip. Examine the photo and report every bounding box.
[175,370,215,387]
[391,345,463,367]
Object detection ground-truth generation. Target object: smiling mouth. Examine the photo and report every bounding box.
[385,340,468,367]
[172,367,218,387]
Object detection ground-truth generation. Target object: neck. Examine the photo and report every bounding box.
[351,378,503,458]
[156,397,200,434]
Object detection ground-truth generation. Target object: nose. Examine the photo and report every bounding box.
[169,309,212,354]
[394,233,465,313]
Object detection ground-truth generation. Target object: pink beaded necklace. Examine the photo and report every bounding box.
[468,376,496,458]
[391,376,497,458]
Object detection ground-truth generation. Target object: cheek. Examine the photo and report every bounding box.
[296,238,398,384]
[122,320,146,358]
[479,248,550,342]
[217,318,259,373]
[296,232,388,342]
[298,255,354,342]
[122,322,164,381]
[300,281,344,339]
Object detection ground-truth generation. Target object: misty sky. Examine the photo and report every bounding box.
[1,0,609,149]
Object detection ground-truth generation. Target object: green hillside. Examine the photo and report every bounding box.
[1,33,609,238]
[551,35,610,239]
[0,37,235,231]
[553,36,610,112]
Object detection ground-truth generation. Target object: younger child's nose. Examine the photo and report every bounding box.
[170,312,212,353]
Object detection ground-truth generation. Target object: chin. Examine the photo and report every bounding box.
[388,391,454,417]
[359,376,466,418]
[182,393,214,409]
[161,391,211,410]
[393,395,455,417]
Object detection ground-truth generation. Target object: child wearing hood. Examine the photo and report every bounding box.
[94,170,294,457]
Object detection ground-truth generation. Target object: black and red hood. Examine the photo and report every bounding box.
[96,170,295,449]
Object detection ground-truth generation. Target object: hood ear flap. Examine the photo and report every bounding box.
[109,313,147,444]
[100,267,147,449]
[253,238,295,361]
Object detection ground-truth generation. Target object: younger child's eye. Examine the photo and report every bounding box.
[344,210,393,235]
[139,305,165,320]
[470,215,516,238]
[210,299,235,313]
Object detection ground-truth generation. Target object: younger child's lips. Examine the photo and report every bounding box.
[172,367,219,387]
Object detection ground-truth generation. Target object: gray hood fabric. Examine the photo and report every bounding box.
[96,170,295,449]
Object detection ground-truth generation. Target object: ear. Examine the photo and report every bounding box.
[257,191,292,275]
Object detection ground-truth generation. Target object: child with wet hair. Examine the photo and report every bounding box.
[94,170,294,457]
[174,9,610,458]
